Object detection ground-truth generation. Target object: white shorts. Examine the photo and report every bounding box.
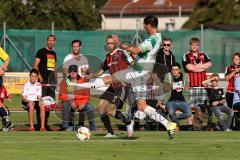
[113,68,150,99]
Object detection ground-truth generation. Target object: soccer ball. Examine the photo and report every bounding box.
[76,127,91,141]
[42,96,56,112]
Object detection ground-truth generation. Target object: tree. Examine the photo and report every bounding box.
[183,0,240,29]
[0,0,107,30]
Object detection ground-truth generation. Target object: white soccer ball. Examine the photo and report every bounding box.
[42,96,56,112]
[76,127,91,141]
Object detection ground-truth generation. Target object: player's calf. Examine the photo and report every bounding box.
[0,106,13,131]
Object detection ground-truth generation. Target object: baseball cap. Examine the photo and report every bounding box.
[68,65,78,73]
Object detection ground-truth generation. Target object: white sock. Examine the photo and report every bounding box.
[69,78,106,89]
[143,106,168,127]
[134,110,147,120]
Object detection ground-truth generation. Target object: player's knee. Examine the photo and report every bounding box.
[28,104,34,109]
[97,106,106,115]
[106,108,116,117]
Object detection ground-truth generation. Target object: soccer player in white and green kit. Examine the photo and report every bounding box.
[69,16,177,139]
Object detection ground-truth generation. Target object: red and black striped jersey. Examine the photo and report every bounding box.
[225,65,240,92]
[100,49,130,88]
[182,51,211,87]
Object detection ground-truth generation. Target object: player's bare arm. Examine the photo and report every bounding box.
[84,69,104,81]
[112,35,142,55]
[2,57,10,71]
[33,58,43,82]
[200,61,212,69]
[185,63,205,72]
[225,67,240,80]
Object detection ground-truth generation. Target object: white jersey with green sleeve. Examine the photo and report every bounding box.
[136,32,162,71]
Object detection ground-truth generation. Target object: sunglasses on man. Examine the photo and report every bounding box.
[163,44,171,46]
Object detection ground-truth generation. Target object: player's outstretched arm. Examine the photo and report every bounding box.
[84,69,104,81]
[112,35,142,55]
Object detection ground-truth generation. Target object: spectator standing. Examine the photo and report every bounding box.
[224,52,240,108]
[62,40,90,78]
[0,47,10,86]
[155,37,176,73]
[33,34,57,130]
[182,37,212,129]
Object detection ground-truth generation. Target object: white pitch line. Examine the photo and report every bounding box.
[1,139,240,144]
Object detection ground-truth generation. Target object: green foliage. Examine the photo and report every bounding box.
[0,0,107,30]
[183,0,240,29]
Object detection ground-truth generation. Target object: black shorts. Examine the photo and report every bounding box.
[22,101,39,111]
[100,87,129,109]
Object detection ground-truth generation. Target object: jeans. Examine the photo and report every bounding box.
[226,92,234,108]
[209,104,234,130]
[166,101,192,124]
[62,102,96,131]
[233,102,240,130]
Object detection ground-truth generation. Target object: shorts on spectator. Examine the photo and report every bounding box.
[22,101,39,111]
[188,87,208,107]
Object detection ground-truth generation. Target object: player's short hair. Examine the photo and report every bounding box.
[171,63,181,70]
[144,15,158,28]
[107,35,113,39]
[106,35,114,42]
[71,39,82,46]
[163,37,172,42]
[30,69,39,76]
[47,34,56,41]
[190,37,200,44]
[210,73,219,79]
[232,52,240,60]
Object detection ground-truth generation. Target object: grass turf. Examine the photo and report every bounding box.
[0,131,240,160]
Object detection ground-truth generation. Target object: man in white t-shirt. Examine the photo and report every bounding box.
[22,69,46,131]
[62,40,90,77]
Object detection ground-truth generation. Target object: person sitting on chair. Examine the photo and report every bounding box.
[59,65,96,131]
[202,73,234,131]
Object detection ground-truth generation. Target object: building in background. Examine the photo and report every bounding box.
[100,0,199,31]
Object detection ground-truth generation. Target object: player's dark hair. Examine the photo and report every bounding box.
[232,52,240,61]
[210,73,219,79]
[171,63,181,70]
[71,39,82,46]
[190,37,200,44]
[163,37,172,42]
[144,16,158,28]
[30,69,39,76]
[107,35,113,39]
[47,34,56,41]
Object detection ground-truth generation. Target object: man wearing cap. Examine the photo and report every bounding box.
[59,65,96,131]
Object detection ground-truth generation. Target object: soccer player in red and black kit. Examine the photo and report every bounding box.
[85,35,133,137]
[182,37,212,129]
[225,52,240,108]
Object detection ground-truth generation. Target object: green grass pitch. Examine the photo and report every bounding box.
[0,131,240,160]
